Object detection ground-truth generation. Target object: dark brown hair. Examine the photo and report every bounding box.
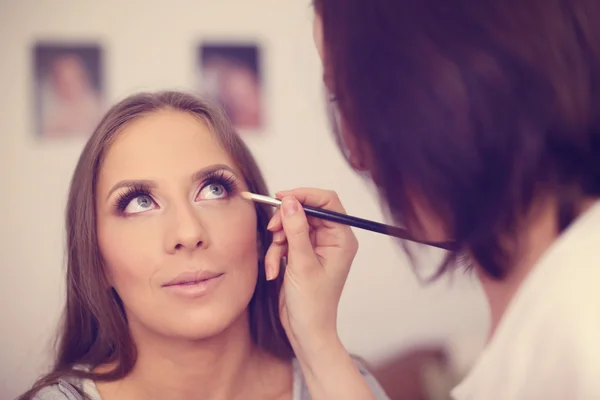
[19,91,292,399]
[315,0,600,279]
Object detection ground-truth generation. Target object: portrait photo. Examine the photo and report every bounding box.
[198,42,263,131]
[33,42,105,139]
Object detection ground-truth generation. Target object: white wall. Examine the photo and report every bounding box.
[0,1,489,398]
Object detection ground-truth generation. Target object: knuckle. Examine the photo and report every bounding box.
[326,190,345,211]
[346,232,359,253]
[327,190,340,201]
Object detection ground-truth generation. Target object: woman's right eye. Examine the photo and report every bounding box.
[123,195,157,214]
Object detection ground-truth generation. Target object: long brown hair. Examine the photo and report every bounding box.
[20,91,292,399]
[315,0,600,279]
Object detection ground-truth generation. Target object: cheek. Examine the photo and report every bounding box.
[204,200,259,269]
[407,193,450,242]
[97,220,161,291]
[337,115,371,173]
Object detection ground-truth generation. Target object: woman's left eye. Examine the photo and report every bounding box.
[198,183,229,200]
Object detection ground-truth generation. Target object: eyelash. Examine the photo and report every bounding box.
[114,170,239,215]
[203,170,238,197]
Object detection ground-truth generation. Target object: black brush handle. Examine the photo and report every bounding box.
[302,205,456,251]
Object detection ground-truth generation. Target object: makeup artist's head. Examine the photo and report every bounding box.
[313,0,600,279]
[26,91,291,393]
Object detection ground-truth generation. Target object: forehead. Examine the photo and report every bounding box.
[99,109,238,184]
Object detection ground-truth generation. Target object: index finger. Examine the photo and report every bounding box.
[275,188,347,214]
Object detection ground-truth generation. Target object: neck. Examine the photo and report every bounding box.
[478,197,597,339]
[106,313,273,400]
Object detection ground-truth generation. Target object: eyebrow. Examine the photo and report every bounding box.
[105,164,239,200]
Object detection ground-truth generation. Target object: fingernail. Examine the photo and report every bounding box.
[282,197,299,216]
[267,218,276,230]
[273,231,286,244]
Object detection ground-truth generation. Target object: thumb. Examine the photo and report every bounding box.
[280,196,319,267]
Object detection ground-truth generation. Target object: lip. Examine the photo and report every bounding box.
[161,271,224,299]
[163,270,224,287]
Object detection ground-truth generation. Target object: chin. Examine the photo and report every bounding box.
[172,324,231,341]
[160,307,250,341]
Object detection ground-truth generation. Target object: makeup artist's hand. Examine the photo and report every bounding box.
[265,188,357,349]
[266,189,379,400]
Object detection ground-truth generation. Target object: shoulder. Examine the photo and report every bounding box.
[30,376,98,400]
[293,355,390,400]
[453,264,600,399]
[30,382,79,400]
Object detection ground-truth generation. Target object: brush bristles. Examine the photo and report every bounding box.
[239,192,282,207]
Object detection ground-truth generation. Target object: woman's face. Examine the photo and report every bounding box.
[95,109,259,341]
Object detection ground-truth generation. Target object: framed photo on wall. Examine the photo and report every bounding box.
[197,42,263,132]
[33,42,105,139]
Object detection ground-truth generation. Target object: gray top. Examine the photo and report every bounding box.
[32,358,390,400]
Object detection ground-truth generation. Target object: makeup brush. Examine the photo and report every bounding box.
[241,192,456,251]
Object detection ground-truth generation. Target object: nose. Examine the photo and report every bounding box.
[165,203,207,253]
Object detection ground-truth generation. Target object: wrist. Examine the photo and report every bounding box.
[292,336,377,400]
[292,331,347,376]
[291,328,341,360]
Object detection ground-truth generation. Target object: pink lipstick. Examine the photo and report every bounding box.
[162,270,224,298]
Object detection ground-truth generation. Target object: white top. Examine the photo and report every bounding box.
[33,357,390,400]
[452,200,600,400]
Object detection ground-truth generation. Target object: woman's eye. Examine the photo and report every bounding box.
[124,195,156,214]
[198,183,228,200]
